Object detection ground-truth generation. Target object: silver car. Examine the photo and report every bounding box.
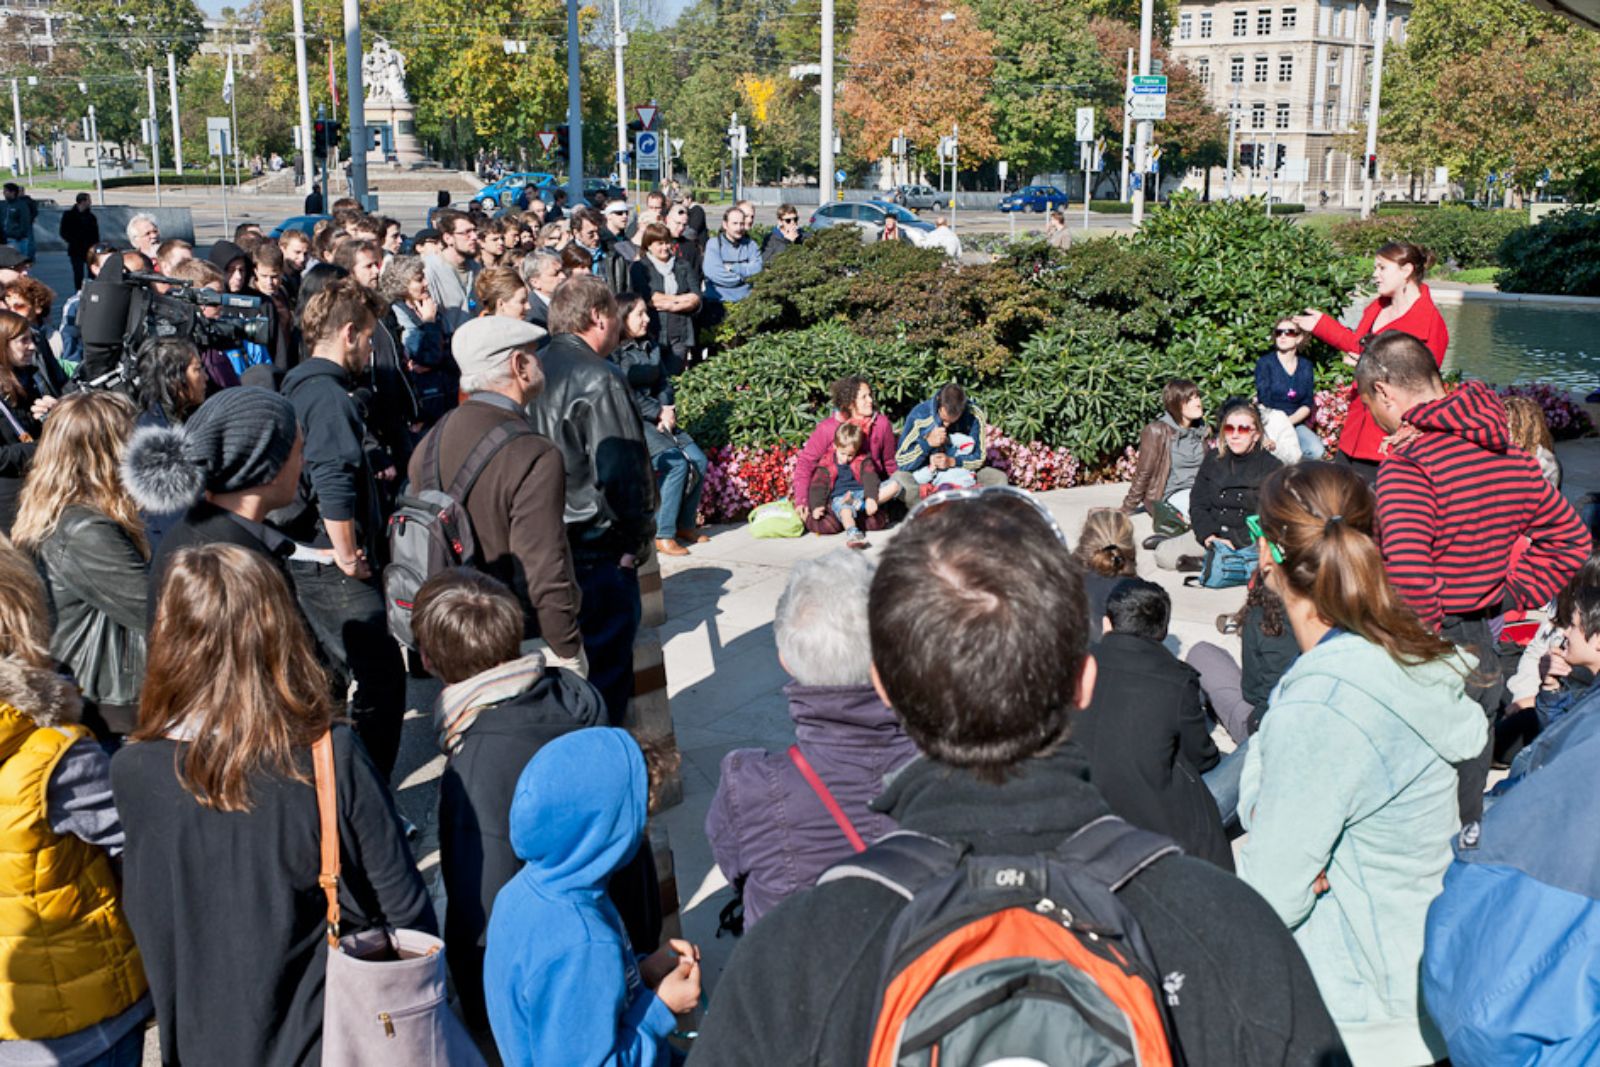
[892,183,949,211]
[808,201,937,245]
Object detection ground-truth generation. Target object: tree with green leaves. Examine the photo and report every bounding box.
[69,0,206,146]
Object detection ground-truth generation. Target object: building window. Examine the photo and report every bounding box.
[1200,11,1214,36]
[1257,7,1273,33]
[1281,5,1297,28]
[1197,57,1212,85]
[1276,101,1291,128]
[1234,8,1249,34]
[1278,54,1293,80]
[1326,48,1341,85]
[1254,54,1270,81]
[1251,102,1267,129]
[1179,12,1193,38]
[1230,55,1245,82]
[1325,100,1338,126]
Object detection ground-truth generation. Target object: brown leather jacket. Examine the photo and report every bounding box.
[1121,418,1175,515]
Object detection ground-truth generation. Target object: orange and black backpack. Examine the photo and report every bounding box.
[818,814,1186,1066]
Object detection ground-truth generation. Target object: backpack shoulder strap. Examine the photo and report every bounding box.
[817,830,961,901]
[1056,814,1183,893]
[445,418,534,502]
[787,744,867,854]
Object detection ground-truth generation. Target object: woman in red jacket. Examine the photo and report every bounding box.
[1292,241,1448,482]
[790,375,901,533]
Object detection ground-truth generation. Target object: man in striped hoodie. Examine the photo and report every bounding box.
[1356,332,1589,821]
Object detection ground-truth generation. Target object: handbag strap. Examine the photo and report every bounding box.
[787,744,867,853]
[311,731,342,949]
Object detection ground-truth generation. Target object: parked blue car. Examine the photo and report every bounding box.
[475,172,558,209]
[269,214,331,238]
[998,185,1070,213]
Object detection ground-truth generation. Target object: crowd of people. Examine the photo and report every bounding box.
[0,182,1597,1067]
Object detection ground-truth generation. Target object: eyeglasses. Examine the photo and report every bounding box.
[779,216,798,224]
[905,485,1068,547]
[1245,514,1284,564]
[1222,424,1257,435]
[1274,328,1301,337]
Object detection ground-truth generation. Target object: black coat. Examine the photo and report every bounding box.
[1075,632,1232,869]
[606,337,685,459]
[112,725,434,1067]
[58,206,100,258]
[0,377,42,534]
[523,334,656,558]
[629,255,701,350]
[1191,446,1282,548]
[689,746,1349,1066]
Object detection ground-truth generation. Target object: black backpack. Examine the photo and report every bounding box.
[384,411,531,647]
[819,815,1186,1067]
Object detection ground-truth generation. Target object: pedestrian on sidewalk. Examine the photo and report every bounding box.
[0,183,38,262]
[58,193,100,290]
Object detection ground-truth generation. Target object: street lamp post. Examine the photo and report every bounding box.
[167,52,183,173]
[1130,0,1154,225]
[291,0,315,194]
[146,65,162,205]
[342,0,367,207]
[9,80,24,180]
[819,0,835,205]
[1120,48,1133,202]
[1360,0,1388,219]
[611,0,629,196]
[566,0,584,208]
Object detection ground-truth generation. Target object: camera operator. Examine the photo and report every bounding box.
[166,259,270,392]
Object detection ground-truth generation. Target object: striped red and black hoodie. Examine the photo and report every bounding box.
[1375,380,1588,631]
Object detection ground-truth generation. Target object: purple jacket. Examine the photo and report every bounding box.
[790,413,898,508]
[706,682,918,927]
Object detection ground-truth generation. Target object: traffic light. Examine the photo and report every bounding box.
[1239,143,1256,169]
[1275,144,1287,173]
[1366,153,1377,179]
[312,119,341,161]
[555,124,570,152]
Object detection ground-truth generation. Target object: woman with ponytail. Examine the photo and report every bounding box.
[1071,507,1138,637]
[1238,461,1487,1066]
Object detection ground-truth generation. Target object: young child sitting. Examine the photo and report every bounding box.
[808,421,881,547]
[483,727,701,1065]
[911,431,980,492]
[1504,395,1562,489]
[412,568,611,1031]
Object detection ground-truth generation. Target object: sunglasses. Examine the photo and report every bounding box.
[1244,514,1284,564]
[1274,328,1301,337]
[1222,424,1257,435]
[905,485,1069,548]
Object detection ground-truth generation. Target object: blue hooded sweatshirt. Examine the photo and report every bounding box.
[483,728,675,1066]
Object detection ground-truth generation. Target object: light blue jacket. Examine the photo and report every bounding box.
[483,728,676,1066]
[1239,632,1486,1067]
[702,234,762,303]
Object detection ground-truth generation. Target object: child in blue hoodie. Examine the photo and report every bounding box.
[484,727,700,1066]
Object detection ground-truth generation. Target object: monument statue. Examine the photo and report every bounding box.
[362,38,409,103]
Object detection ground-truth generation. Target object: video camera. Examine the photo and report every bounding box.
[74,254,273,391]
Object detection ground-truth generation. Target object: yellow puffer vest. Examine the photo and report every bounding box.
[0,701,146,1040]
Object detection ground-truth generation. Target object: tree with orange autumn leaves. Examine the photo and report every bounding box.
[839,0,999,166]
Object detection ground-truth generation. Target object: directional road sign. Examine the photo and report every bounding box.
[1075,107,1095,143]
[635,130,660,170]
[1130,75,1168,121]
[835,168,847,184]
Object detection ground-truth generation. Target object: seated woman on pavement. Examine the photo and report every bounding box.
[1122,378,1207,549]
[791,375,901,534]
[807,421,881,548]
[705,549,917,928]
[1071,507,1138,641]
[1154,397,1281,573]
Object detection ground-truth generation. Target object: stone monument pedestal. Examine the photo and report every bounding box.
[364,97,426,167]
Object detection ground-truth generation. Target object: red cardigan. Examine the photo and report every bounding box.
[1311,284,1449,463]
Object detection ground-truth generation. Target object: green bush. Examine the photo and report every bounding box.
[676,324,944,449]
[1024,237,1191,346]
[1497,206,1600,296]
[1133,193,1368,392]
[1330,206,1528,269]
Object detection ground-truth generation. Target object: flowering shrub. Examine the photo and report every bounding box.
[1496,383,1593,440]
[984,426,1083,492]
[699,445,800,524]
[1313,386,1352,452]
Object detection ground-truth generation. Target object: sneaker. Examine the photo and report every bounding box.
[1216,613,1240,635]
[1142,534,1168,550]
[844,528,868,549]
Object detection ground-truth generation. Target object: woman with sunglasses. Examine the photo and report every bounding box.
[1154,399,1280,572]
[1291,241,1447,482]
[1256,319,1324,462]
[1238,462,1486,1067]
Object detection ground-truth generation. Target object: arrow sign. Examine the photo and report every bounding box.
[635,105,658,130]
[636,131,660,170]
[538,131,557,153]
[1075,107,1095,143]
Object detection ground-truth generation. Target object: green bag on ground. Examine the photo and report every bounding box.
[1149,498,1190,538]
[747,499,805,539]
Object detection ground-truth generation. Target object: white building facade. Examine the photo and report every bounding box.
[1169,0,1446,205]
